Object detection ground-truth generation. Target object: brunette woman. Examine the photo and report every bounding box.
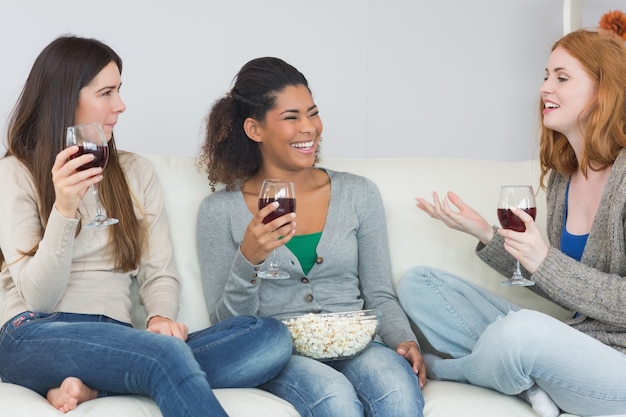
[0,36,291,416]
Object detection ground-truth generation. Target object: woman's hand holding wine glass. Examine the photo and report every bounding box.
[255,179,296,279]
[64,122,118,228]
[497,185,537,286]
[496,205,550,279]
[240,201,296,265]
[52,144,102,219]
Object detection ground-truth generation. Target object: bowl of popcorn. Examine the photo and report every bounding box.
[280,309,379,361]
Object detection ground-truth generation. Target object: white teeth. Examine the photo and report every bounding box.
[545,102,560,109]
[291,141,314,149]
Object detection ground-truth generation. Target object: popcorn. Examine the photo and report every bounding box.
[281,310,378,360]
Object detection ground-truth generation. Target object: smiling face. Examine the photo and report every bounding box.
[75,61,126,140]
[246,84,323,172]
[540,47,597,141]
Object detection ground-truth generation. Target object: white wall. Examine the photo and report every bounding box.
[0,0,621,161]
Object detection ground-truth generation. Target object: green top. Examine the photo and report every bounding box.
[285,232,322,275]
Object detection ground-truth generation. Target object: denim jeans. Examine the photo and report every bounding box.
[397,266,626,416]
[0,312,292,417]
[260,342,425,417]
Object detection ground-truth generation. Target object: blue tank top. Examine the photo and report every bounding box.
[560,180,588,262]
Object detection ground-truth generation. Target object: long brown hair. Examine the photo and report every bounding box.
[539,29,626,188]
[1,35,146,271]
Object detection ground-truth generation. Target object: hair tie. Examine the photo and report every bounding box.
[599,10,626,41]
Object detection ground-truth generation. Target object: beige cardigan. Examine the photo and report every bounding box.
[0,152,180,326]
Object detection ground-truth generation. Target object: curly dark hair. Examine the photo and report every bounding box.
[198,57,314,191]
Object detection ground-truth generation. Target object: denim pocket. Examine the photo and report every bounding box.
[1,311,57,335]
[11,311,36,327]
[1,311,35,336]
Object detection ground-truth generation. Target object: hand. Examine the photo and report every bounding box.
[497,206,549,274]
[51,146,103,219]
[147,316,189,342]
[240,202,296,265]
[396,341,426,388]
[415,191,494,244]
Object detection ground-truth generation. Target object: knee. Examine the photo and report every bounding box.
[398,266,461,292]
[487,310,554,347]
[397,266,459,309]
[251,316,293,361]
[478,310,559,370]
[150,335,202,374]
[365,371,424,415]
[249,317,293,380]
[310,375,360,413]
[267,357,361,416]
[353,348,424,412]
[259,316,293,346]
[397,266,433,301]
[366,387,424,417]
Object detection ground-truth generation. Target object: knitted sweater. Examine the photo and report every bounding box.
[478,150,626,353]
[0,153,180,325]
[196,169,418,350]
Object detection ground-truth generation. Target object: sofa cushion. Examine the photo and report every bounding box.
[0,382,299,417]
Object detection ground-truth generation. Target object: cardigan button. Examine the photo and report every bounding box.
[304,294,314,303]
[301,277,310,284]
[315,256,324,264]
[251,279,257,285]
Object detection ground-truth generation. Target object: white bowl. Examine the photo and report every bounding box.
[281,310,379,361]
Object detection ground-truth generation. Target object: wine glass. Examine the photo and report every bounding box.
[66,122,119,228]
[258,179,296,279]
[497,185,536,287]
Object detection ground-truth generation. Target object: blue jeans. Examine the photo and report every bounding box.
[0,312,292,417]
[260,342,424,417]
[398,266,626,416]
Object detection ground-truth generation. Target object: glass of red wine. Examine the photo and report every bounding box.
[258,179,296,279]
[66,122,119,228]
[497,185,536,286]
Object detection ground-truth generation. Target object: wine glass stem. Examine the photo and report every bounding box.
[90,184,106,221]
[513,260,523,278]
[269,250,279,271]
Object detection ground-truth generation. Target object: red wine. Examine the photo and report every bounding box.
[258,198,296,224]
[497,207,536,232]
[70,145,109,171]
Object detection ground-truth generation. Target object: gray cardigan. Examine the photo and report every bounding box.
[478,150,626,354]
[197,169,417,350]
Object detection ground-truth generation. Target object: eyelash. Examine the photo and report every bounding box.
[543,76,568,82]
[284,111,319,120]
[102,86,122,97]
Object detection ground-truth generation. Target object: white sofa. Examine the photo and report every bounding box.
[1,154,588,417]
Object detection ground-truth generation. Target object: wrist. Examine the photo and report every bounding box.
[238,245,264,266]
[479,225,496,245]
[53,203,78,220]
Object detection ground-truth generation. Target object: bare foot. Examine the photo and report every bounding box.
[46,377,97,413]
